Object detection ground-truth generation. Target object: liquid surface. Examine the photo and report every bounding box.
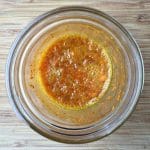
[39,34,111,109]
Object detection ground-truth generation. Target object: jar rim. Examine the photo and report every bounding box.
[6,6,144,144]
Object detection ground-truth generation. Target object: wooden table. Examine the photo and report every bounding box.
[0,0,150,149]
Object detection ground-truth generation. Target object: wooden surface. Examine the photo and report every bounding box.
[0,0,150,149]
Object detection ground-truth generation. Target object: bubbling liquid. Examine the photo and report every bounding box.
[39,34,111,109]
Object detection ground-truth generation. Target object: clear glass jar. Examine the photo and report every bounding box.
[6,6,144,143]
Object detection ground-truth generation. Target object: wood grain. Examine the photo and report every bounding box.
[0,0,150,149]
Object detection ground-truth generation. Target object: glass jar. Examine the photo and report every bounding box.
[6,6,144,143]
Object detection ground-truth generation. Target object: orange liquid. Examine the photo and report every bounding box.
[39,34,110,109]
